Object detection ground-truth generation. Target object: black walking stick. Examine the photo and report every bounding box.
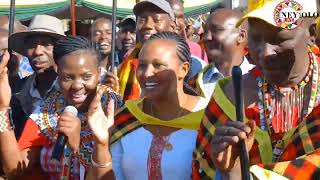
[110,0,117,72]
[8,0,15,53]
[232,66,250,180]
[8,0,15,36]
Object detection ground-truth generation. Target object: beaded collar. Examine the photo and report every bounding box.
[29,85,122,169]
[255,52,320,133]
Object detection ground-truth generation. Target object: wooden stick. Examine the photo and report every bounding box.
[70,0,76,36]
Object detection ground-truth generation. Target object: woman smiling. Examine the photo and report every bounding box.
[87,32,207,180]
[0,36,121,179]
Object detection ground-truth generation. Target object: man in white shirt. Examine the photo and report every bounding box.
[193,8,255,100]
[204,8,255,77]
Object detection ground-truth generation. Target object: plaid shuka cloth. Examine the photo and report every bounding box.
[118,44,142,102]
[192,82,320,180]
[110,107,143,144]
[192,98,229,180]
[255,107,320,179]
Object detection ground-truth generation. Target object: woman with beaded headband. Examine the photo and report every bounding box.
[0,36,121,179]
[86,32,208,179]
[192,0,320,179]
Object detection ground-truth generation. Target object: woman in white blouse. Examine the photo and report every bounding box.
[87,32,207,180]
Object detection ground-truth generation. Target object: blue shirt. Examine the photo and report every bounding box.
[18,56,33,78]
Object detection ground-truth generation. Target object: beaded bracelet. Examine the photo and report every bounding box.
[0,107,14,133]
[91,154,112,168]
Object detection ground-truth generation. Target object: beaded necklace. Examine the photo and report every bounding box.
[256,52,319,133]
[31,85,121,180]
[256,52,320,162]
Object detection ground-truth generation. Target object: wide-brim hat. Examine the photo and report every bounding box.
[9,14,65,56]
[236,0,317,29]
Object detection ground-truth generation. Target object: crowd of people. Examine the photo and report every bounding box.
[0,0,319,179]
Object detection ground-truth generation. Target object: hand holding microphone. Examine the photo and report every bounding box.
[51,106,81,162]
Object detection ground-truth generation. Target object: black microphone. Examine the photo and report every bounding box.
[232,66,250,180]
[51,106,78,163]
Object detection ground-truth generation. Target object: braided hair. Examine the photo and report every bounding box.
[147,32,200,96]
[53,36,101,66]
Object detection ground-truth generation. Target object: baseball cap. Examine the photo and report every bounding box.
[236,0,317,28]
[119,15,136,27]
[133,0,175,20]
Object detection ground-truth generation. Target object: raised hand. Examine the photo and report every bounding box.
[57,112,81,152]
[87,89,114,146]
[0,51,11,109]
[210,120,256,171]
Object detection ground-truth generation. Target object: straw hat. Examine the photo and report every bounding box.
[9,14,65,55]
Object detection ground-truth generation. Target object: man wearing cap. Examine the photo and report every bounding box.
[116,15,136,64]
[193,0,320,179]
[118,0,177,102]
[119,0,212,102]
[9,14,65,139]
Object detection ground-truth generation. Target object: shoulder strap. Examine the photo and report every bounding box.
[110,107,143,144]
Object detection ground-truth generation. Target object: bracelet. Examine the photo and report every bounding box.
[0,107,14,133]
[91,154,112,168]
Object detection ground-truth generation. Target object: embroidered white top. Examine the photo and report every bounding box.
[111,128,198,180]
[111,98,207,180]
